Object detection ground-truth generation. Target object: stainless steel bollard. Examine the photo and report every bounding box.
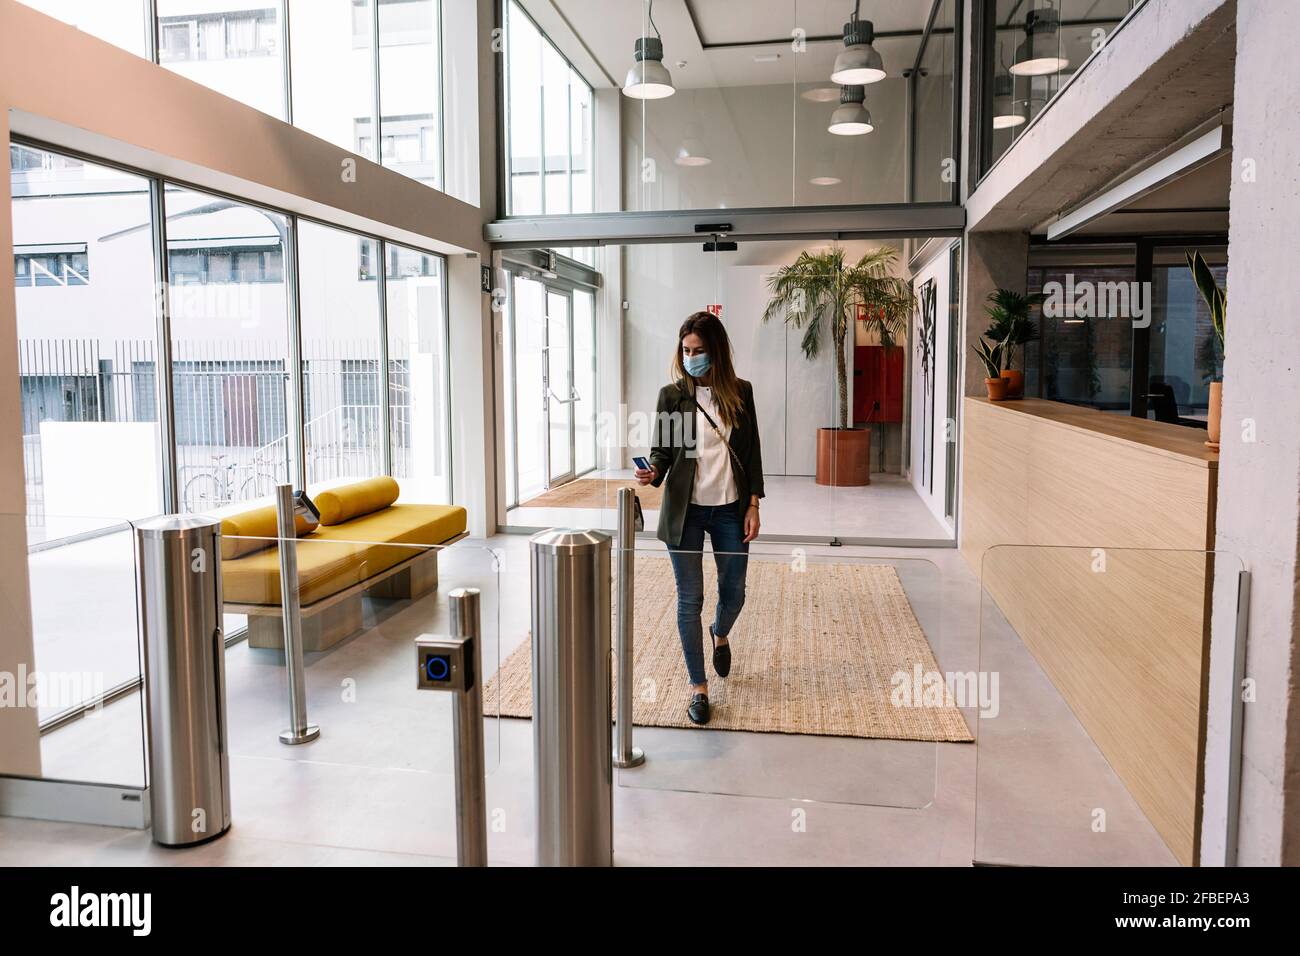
[613,489,645,769]
[275,484,319,745]
[415,588,488,867]
[135,515,231,847]
[530,529,613,866]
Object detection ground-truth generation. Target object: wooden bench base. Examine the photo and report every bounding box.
[240,547,442,652]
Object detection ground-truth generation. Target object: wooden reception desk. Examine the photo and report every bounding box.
[961,398,1219,866]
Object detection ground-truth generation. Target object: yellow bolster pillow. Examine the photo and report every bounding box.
[314,476,400,526]
[219,504,315,561]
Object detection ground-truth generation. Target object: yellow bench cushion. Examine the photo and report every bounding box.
[219,504,315,561]
[222,503,467,607]
[314,476,400,525]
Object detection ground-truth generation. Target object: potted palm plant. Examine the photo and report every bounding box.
[1186,250,1226,449]
[764,246,914,486]
[983,288,1043,399]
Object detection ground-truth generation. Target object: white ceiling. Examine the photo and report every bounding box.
[529,0,947,90]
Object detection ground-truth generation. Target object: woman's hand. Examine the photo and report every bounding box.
[634,465,657,486]
[743,504,760,543]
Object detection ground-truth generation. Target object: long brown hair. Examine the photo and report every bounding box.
[671,311,744,429]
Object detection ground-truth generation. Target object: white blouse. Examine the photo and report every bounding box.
[690,386,739,506]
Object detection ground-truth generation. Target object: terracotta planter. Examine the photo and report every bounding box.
[815,427,871,486]
[999,368,1024,399]
[985,377,1009,401]
[1205,381,1222,450]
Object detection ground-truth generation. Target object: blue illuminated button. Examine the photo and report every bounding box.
[425,654,451,682]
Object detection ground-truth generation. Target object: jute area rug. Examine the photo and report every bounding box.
[483,554,972,742]
[520,478,663,510]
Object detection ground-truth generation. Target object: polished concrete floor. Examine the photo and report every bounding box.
[4,534,1176,867]
[506,470,954,545]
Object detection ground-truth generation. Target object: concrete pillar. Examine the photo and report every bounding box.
[1201,0,1300,866]
[0,104,43,777]
[960,231,1028,398]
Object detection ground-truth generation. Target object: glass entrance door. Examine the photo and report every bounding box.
[509,274,593,503]
[545,288,575,485]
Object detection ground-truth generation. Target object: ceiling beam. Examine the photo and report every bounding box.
[484,203,965,248]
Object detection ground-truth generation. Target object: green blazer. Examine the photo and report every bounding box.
[648,378,765,546]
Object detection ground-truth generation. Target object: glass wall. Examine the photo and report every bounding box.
[378,0,443,186]
[385,242,451,503]
[981,0,1140,176]
[298,220,384,487]
[157,0,287,118]
[22,0,444,189]
[11,144,162,542]
[8,139,454,732]
[166,186,292,510]
[11,140,453,527]
[1023,240,1227,424]
[1148,246,1226,423]
[503,0,593,215]
[500,0,961,216]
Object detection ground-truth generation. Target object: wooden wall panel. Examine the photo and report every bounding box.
[962,398,1218,866]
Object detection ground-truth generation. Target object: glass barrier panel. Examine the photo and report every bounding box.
[129,528,499,862]
[975,544,1242,867]
[608,541,964,810]
[1,511,147,789]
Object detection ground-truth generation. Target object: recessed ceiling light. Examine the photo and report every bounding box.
[810,176,842,186]
[801,86,841,102]
[754,52,781,63]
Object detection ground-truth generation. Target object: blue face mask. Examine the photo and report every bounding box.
[683,352,711,378]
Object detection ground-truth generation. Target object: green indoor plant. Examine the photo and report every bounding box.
[972,336,1007,400]
[1186,249,1226,449]
[763,246,914,485]
[982,288,1043,399]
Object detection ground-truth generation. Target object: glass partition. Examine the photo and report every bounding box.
[607,543,960,808]
[976,544,1242,867]
[501,0,961,216]
[982,0,1140,175]
[219,534,500,774]
[2,511,147,789]
[0,501,499,860]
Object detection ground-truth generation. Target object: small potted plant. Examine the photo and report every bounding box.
[983,289,1042,399]
[1186,250,1225,450]
[973,337,1007,400]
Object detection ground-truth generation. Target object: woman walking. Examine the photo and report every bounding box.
[635,311,764,725]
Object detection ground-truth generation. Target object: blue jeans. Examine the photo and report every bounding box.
[666,501,750,686]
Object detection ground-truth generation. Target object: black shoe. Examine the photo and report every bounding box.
[687,692,711,725]
[711,626,731,678]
